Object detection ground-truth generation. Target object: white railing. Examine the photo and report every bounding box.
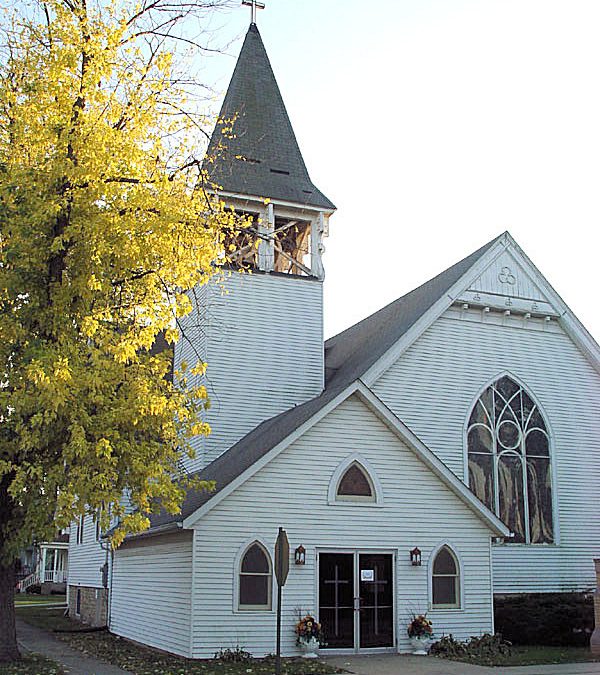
[16,572,40,592]
[43,570,67,584]
[16,569,67,592]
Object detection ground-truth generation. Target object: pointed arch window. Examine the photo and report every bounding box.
[431,546,460,608]
[336,463,375,502]
[467,375,553,544]
[239,542,272,610]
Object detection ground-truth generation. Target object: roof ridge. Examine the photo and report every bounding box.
[323,233,505,387]
[327,231,505,349]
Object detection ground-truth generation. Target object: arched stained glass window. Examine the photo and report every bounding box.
[336,463,375,501]
[467,375,553,544]
[239,542,272,610]
[432,546,460,608]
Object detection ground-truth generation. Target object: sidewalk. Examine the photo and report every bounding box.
[16,618,133,675]
[325,653,600,675]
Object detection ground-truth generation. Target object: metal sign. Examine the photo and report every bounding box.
[274,527,289,675]
[274,527,289,587]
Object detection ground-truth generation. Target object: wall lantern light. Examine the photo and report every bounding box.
[410,547,422,566]
[294,545,306,565]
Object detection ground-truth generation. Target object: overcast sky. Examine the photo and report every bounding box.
[199,0,600,342]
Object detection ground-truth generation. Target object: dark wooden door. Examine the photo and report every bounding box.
[318,553,354,648]
[358,554,394,648]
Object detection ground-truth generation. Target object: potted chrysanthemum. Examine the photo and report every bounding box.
[407,613,433,654]
[295,614,323,658]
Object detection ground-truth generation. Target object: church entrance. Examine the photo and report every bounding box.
[318,551,395,652]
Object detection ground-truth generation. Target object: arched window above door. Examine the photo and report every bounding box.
[328,454,383,506]
[337,463,374,501]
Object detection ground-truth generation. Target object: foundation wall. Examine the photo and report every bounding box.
[592,559,600,655]
[68,585,107,627]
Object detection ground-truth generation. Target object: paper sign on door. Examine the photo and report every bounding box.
[361,569,374,581]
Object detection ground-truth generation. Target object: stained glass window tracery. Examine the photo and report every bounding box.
[467,376,553,544]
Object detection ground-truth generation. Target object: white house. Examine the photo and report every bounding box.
[17,531,69,594]
[68,16,600,657]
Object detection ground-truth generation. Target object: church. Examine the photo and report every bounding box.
[67,12,600,658]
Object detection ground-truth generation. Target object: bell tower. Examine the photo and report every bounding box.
[178,12,336,471]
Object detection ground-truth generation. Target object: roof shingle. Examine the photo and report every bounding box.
[205,24,335,210]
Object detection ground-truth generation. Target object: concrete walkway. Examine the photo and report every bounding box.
[325,654,600,675]
[16,618,132,675]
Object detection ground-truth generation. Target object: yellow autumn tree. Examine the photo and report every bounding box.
[0,0,236,660]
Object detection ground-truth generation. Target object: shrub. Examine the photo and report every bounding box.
[494,592,594,646]
[214,647,253,662]
[430,633,511,660]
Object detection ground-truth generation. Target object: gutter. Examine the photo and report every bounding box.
[118,520,184,543]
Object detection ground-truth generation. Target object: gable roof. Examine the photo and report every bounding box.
[205,24,335,211]
[148,382,508,537]
[142,230,600,539]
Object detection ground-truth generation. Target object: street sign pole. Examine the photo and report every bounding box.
[276,581,282,675]
[274,527,289,675]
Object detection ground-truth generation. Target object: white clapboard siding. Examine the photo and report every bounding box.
[67,515,107,589]
[190,395,495,658]
[110,532,193,657]
[176,272,324,473]
[373,308,600,594]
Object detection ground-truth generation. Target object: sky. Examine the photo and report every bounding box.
[197,0,600,341]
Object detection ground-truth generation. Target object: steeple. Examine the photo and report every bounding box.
[206,24,335,211]
[178,16,333,473]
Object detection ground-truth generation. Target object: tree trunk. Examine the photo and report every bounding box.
[0,561,20,662]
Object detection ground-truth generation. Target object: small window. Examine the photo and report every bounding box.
[76,516,84,545]
[336,463,375,502]
[95,512,101,542]
[432,546,460,608]
[239,543,272,610]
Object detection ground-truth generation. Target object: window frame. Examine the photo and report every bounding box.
[429,543,462,610]
[76,515,84,545]
[235,540,273,612]
[464,373,557,545]
[327,454,384,507]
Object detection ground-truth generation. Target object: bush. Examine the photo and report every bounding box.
[214,647,253,662]
[430,633,511,660]
[26,584,41,594]
[494,592,594,647]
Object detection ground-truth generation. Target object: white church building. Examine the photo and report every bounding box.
[67,16,600,658]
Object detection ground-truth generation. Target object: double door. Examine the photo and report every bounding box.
[318,552,394,651]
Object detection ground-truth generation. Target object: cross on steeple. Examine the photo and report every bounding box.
[242,0,265,25]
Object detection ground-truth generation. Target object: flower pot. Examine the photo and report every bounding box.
[298,637,319,658]
[409,635,431,655]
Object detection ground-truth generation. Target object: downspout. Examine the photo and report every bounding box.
[108,547,114,630]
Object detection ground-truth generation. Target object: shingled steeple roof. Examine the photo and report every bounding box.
[205,24,335,210]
